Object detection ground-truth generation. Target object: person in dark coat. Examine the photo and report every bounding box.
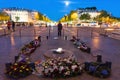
[12,21,15,31]
[7,21,11,31]
[57,22,63,36]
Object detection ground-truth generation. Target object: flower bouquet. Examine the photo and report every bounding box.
[84,61,111,78]
[30,39,40,48]
[70,36,77,42]
[5,61,33,79]
[20,44,36,56]
[36,57,83,78]
[70,37,91,53]
[5,38,41,79]
[79,44,91,53]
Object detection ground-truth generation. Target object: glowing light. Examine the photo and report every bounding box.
[64,1,70,6]
[93,38,100,48]
[56,48,63,53]
[104,28,114,31]
[0,28,3,30]
[11,36,15,46]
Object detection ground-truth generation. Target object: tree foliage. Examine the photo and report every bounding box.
[68,10,77,21]
[59,10,78,22]
[79,13,91,20]
[95,10,120,23]
[99,10,110,18]
[85,7,97,11]
[15,16,20,22]
[0,12,10,21]
[38,12,43,20]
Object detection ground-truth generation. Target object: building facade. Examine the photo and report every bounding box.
[2,8,38,23]
[77,8,100,19]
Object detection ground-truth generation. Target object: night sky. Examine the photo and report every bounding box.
[0,0,120,21]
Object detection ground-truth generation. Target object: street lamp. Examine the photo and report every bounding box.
[64,14,67,21]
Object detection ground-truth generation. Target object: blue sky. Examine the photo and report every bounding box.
[0,0,120,21]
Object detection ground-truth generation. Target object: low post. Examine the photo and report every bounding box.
[34,28,36,36]
[97,54,102,63]
[38,36,41,42]
[64,36,67,40]
[77,28,78,38]
[63,29,64,37]
[49,27,50,37]
[4,28,6,35]
[5,63,12,70]
[19,28,21,37]
[106,61,112,70]
[46,36,49,40]
[14,56,19,63]
[91,28,93,38]
[105,30,107,37]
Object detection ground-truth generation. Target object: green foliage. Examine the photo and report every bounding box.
[38,12,43,20]
[0,12,8,16]
[99,10,110,18]
[37,12,51,22]
[85,7,97,11]
[111,16,120,21]
[69,10,77,20]
[79,13,91,20]
[15,16,20,22]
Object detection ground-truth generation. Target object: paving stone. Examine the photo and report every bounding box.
[0,26,120,80]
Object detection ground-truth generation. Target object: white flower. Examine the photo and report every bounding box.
[66,67,69,70]
[67,60,71,63]
[72,65,77,71]
[79,66,82,70]
[53,65,58,69]
[77,46,80,49]
[44,68,49,74]
[36,66,43,73]
[64,59,67,61]
[59,66,64,71]
[58,62,61,65]
[65,71,70,75]
[45,66,48,68]
[49,68,54,73]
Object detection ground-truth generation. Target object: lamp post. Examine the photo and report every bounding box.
[64,15,67,22]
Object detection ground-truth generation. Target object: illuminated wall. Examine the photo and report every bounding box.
[3,8,36,22]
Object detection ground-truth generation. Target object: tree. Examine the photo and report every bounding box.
[65,10,78,21]
[99,10,110,18]
[59,10,78,22]
[92,7,97,11]
[34,12,39,20]
[85,7,97,11]
[38,12,43,20]
[79,13,91,20]
[15,16,20,22]
[0,12,10,21]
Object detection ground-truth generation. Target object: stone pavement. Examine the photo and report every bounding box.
[0,26,120,80]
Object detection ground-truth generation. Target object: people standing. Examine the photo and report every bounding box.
[7,21,11,32]
[57,22,63,37]
[12,21,15,32]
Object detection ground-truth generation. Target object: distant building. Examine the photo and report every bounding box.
[2,7,38,23]
[77,8,100,19]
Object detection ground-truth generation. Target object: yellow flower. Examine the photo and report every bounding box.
[14,63,18,65]
[14,68,17,71]
[26,68,29,71]
[22,67,25,69]
[20,70,23,72]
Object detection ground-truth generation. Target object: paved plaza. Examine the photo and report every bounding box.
[0,26,120,80]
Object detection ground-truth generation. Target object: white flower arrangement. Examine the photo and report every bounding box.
[35,57,83,78]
